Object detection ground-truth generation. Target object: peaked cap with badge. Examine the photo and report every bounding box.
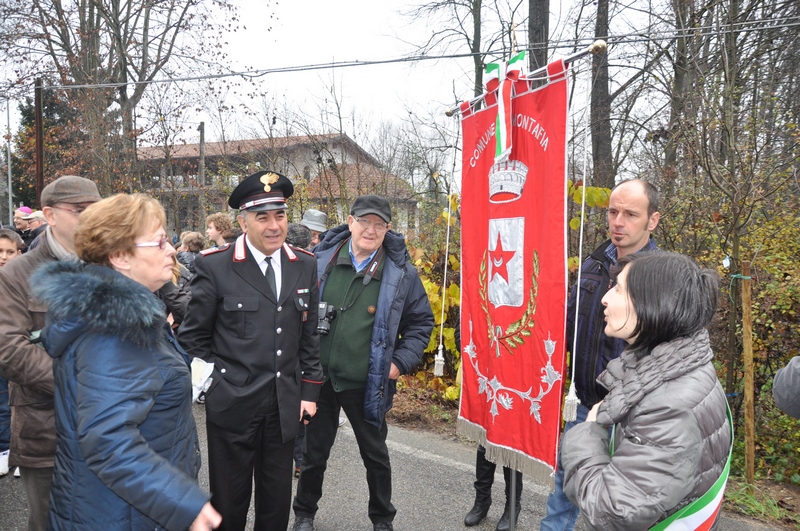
[229,170,294,212]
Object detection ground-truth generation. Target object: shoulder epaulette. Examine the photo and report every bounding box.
[288,245,315,258]
[200,244,230,256]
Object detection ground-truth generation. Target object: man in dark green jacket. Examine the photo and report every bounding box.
[292,195,434,531]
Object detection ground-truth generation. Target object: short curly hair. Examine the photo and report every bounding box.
[74,194,167,267]
[206,212,233,233]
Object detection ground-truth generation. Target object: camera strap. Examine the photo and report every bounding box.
[338,247,384,312]
[320,240,385,313]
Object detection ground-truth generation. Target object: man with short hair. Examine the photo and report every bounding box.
[292,195,434,531]
[12,206,32,232]
[13,206,35,251]
[206,212,234,248]
[21,211,48,251]
[179,170,323,531]
[0,176,102,531]
[540,178,660,531]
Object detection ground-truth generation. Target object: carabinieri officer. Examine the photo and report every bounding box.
[179,170,323,531]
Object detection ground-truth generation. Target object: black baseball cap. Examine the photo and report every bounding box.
[350,195,391,223]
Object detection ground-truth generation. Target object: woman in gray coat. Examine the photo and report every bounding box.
[562,252,732,530]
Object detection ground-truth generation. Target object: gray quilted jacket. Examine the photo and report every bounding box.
[773,355,800,418]
[562,329,731,531]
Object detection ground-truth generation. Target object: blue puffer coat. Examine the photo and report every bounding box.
[31,261,209,531]
[314,225,434,429]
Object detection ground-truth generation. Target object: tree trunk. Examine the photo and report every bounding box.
[528,0,549,71]
[472,0,484,98]
[665,0,691,170]
[591,0,614,189]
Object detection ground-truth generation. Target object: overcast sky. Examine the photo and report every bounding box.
[224,0,476,129]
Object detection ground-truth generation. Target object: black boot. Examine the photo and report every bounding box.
[495,468,522,531]
[464,445,495,526]
[464,499,491,527]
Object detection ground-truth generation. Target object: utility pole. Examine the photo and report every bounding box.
[198,121,205,186]
[3,94,12,226]
[34,79,44,206]
[197,121,207,229]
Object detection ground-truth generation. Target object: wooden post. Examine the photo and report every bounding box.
[741,260,754,485]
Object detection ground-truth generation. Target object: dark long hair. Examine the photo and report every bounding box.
[613,252,718,358]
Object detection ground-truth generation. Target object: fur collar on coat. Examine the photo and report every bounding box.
[31,260,168,352]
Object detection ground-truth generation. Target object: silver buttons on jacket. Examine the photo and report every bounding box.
[277,350,282,356]
[276,327,282,334]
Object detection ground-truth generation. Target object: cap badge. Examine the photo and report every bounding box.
[260,172,280,192]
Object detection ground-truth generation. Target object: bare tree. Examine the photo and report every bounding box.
[0,0,243,189]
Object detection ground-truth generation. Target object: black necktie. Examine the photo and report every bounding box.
[266,256,277,298]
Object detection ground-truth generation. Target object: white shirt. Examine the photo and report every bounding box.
[245,237,283,298]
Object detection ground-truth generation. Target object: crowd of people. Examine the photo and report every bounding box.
[1,173,790,531]
[0,172,434,531]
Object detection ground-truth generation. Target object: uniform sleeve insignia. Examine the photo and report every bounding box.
[260,172,280,192]
[200,243,230,256]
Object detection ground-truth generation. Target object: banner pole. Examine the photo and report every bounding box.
[445,40,607,117]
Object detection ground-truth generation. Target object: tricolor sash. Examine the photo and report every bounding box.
[611,404,734,531]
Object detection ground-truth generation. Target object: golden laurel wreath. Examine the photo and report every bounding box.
[479,249,540,357]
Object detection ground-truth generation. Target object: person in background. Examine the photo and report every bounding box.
[541,178,660,531]
[562,252,731,530]
[0,176,102,531]
[21,211,48,251]
[206,212,234,248]
[31,193,220,531]
[13,206,35,251]
[0,228,24,267]
[300,209,327,248]
[773,356,800,418]
[179,171,323,531]
[286,221,314,477]
[292,195,434,531]
[177,231,205,275]
[287,223,312,250]
[0,228,24,477]
[157,256,193,330]
[221,227,243,244]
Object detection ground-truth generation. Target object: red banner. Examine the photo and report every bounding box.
[457,60,568,485]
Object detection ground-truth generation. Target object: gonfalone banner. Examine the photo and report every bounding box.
[457,59,568,485]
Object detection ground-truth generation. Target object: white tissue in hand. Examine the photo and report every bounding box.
[191,358,214,402]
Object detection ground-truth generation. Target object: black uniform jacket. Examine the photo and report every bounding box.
[178,235,323,442]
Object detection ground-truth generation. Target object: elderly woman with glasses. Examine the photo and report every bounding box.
[31,194,221,531]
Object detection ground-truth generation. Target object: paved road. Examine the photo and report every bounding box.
[0,404,781,530]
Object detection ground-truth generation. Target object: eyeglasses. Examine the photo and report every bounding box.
[355,217,388,233]
[50,205,87,215]
[134,237,172,251]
